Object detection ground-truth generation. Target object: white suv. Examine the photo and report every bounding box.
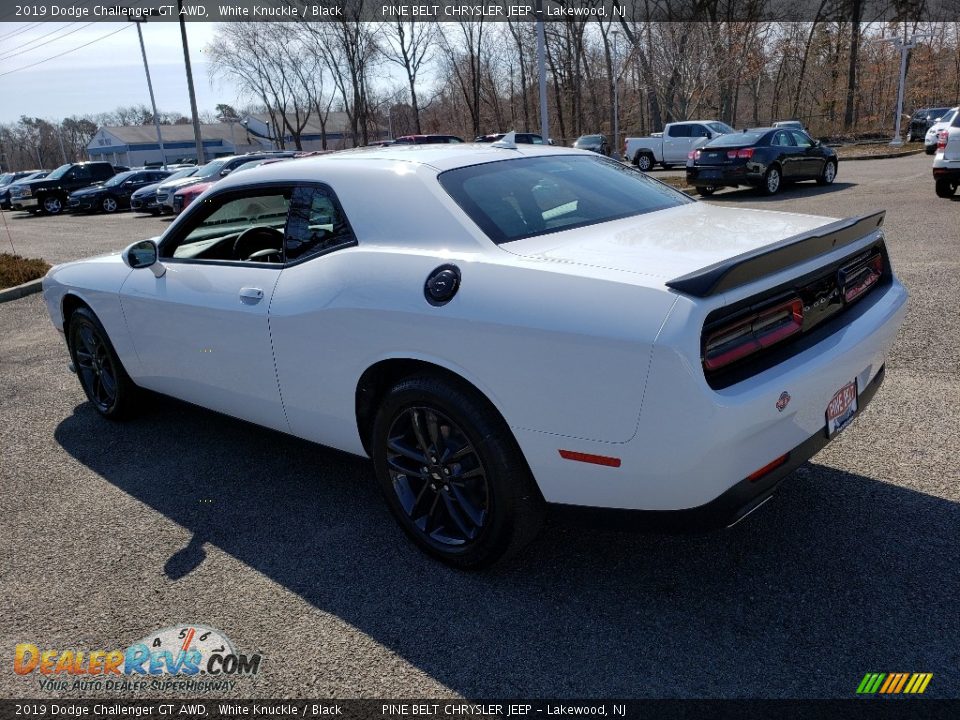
[924,106,958,154]
[932,114,960,198]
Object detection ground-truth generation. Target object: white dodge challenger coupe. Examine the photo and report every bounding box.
[43,138,908,568]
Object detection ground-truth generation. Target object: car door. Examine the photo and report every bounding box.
[770,130,801,177]
[789,131,822,178]
[687,124,713,155]
[663,124,691,163]
[119,184,295,432]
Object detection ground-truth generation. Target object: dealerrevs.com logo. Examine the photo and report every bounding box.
[14,625,262,693]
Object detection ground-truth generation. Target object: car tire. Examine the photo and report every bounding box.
[635,153,654,172]
[41,195,63,215]
[101,196,119,213]
[67,307,138,420]
[816,160,837,186]
[925,144,937,155]
[695,186,717,196]
[761,165,782,195]
[935,179,957,198]
[371,374,545,569]
[661,163,674,170]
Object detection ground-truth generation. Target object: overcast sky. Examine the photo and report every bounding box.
[0,22,231,124]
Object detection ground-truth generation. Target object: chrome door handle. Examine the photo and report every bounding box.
[239,287,264,301]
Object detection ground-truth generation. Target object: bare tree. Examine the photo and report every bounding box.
[379,21,437,134]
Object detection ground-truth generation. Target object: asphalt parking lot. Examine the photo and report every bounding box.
[1,153,958,700]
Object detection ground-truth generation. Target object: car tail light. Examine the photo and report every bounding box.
[726,148,754,159]
[937,130,948,150]
[689,149,701,160]
[839,252,883,304]
[703,297,804,371]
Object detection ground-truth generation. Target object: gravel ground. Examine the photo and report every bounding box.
[1,153,958,700]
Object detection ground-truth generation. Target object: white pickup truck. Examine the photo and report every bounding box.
[625,120,735,171]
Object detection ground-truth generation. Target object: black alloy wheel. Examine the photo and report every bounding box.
[372,375,545,568]
[68,307,137,419]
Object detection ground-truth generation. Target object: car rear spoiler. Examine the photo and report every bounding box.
[665,210,886,298]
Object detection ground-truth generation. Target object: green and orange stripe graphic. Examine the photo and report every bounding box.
[856,672,933,694]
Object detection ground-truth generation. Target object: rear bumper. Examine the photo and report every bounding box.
[550,365,885,531]
[932,166,960,182]
[686,164,762,187]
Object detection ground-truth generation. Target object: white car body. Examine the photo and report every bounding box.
[924,107,958,153]
[42,144,907,524]
[624,121,733,169]
[932,122,960,197]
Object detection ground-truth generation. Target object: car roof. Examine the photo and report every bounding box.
[214,143,594,188]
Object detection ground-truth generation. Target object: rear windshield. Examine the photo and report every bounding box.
[706,132,765,147]
[438,155,691,244]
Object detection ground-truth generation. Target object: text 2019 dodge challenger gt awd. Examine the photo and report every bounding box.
[42,138,908,568]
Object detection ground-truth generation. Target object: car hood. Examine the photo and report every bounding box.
[158,177,207,191]
[132,182,162,197]
[70,185,106,197]
[499,202,837,286]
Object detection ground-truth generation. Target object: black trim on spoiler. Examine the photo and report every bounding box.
[665,211,886,298]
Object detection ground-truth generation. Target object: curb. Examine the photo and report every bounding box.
[0,278,43,303]
[840,148,926,161]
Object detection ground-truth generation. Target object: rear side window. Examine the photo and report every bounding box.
[439,155,692,244]
[285,185,356,262]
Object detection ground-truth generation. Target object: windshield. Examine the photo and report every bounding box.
[166,168,198,182]
[47,164,73,180]
[439,155,692,244]
[195,159,232,178]
[0,174,13,185]
[578,135,603,143]
[706,131,765,147]
[707,122,735,134]
[104,171,136,187]
[938,109,957,125]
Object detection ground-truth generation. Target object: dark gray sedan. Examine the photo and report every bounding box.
[573,134,610,155]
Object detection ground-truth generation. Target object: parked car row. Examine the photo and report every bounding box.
[4,153,299,218]
[932,110,960,198]
[908,106,954,143]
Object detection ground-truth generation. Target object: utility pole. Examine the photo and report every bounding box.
[129,15,167,169]
[535,0,549,142]
[878,33,931,146]
[178,0,205,164]
[612,29,620,160]
[56,124,67,163]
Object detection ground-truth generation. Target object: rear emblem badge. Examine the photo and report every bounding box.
[776,391,791,412]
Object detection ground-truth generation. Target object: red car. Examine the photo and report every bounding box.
[171,181,215,215]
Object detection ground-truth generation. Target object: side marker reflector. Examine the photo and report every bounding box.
[558,450,622,468]
[746,453,789,482]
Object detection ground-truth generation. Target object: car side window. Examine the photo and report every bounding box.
[71,167,91,181]
[772,131,795,147]
[161,188,292,263]
[790,131,813,148]
[668,125,690,138]
[284,185,356,262]
[689,125,709,138]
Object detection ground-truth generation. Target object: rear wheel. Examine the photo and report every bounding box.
[695,186,717,196]
[925,144,937,156]
[817,160,837,186]
[371,375,545,569]
[935,179,957,198]
[761,165,782,195]
[67,307,138,419]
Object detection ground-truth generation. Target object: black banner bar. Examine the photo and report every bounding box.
[4,0,960,23]
[1,700,959,720]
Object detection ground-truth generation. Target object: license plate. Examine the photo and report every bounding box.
[825,380,858,437]
[700,170,721,179]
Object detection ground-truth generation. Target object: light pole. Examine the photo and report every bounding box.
[535,0,550,142]
[880,33,931,146]
[178,0,205,165]
[612,29,620,160]
[129,15,167,169]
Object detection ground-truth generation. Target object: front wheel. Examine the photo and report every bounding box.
[101,196,119,213]
[761,166,782,195]
[67,307,138,419]
[371,375,545,569]
[635,153,654,172]
[41,195,63,215]
[817,160,837,186]
[935,179,957,198]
